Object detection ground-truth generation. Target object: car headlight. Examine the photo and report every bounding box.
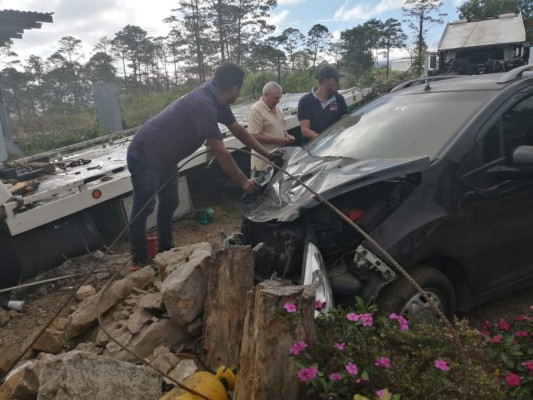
[302,241,334,317]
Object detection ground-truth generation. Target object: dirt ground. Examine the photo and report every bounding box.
[1,193,532,368]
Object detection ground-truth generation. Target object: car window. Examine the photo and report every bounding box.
[307,90,495,161]
[483,122,502,164]
[503,94,533,160]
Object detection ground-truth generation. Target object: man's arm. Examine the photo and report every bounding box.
[338,96,349,117]
[300,119,319,140]
[253,132,291,146]
[207,139,259,194]
[228,122,272,160]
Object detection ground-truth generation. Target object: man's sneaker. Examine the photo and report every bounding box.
[129,256,150,271]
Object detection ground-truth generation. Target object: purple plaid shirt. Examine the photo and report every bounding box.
[128,82,236,169]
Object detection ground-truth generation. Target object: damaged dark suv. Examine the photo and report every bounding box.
[241,66,533,322]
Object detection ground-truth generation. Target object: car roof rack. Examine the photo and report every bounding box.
[497,65,533,84]
[390,75,465,92]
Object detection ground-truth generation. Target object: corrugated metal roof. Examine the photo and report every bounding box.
[438,14,526,51]
[0,9,53,44]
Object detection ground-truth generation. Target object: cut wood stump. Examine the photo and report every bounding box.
[234,280,316,400]
[203,246,255,370]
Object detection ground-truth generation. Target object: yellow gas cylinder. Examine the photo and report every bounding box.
[215,366,236,391]
[160,367,236,400]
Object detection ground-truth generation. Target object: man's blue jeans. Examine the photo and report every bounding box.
[127,153,179,261]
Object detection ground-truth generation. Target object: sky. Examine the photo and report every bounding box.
[1,0,467,63]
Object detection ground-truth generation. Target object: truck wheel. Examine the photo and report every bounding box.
[376,266,455,324]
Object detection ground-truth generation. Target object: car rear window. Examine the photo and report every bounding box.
[307,90,496,161]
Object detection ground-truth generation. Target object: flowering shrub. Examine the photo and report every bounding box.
[283,299,504,399]
[482,308,533,398]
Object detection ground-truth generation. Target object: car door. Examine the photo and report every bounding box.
[472,89,533,293]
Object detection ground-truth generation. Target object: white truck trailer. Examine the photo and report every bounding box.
[0,87,372,288]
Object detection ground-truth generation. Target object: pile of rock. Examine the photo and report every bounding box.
[0,242,214,400]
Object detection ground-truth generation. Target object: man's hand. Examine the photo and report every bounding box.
[278,136,293,146]
[269,148,285,160]
[285,134,295,143]
[242,178,260,195]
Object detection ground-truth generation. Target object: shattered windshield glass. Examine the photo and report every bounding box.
[307,90,495,160]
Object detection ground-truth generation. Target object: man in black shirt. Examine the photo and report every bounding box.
[298,65,348,144]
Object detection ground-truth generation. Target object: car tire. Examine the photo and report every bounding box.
[376,265,456,323]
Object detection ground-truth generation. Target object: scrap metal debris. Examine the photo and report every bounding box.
[8,180,40,196]
[55,159,91,170]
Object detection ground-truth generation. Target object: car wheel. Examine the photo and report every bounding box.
[376,265,455,324]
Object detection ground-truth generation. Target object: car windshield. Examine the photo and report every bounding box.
[307,90,495,160]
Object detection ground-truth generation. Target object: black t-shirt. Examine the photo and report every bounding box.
[298,91,348,144]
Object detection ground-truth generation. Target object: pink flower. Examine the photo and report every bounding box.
[523,360,533,372]
[328,372,343,382]
[360,313,373,327]
[333,342,345,351]
[375,356,392,369]
[347,313,360,321]
[297,367,318,382]
[497,319,511,331]
[517,314,526,321]
[434,359,449,371]
[491,335,503,343]
[289,341,308,355]
[389,313,409,331]
[283,303,297,313]
[345,361,358,376]
[505,371,522,388]
[377,389,392,400]
[315,300,325,311]
[516,331,528,337]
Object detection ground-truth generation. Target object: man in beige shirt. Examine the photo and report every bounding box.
[248,82,294,175]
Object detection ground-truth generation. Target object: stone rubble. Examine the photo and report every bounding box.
[0,243,216,399]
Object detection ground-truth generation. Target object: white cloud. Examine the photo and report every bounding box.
[267,9,290,33]
[332,0,403,22]
[278,0,306,4]
[332,30,341,41]
[2,0,176,61]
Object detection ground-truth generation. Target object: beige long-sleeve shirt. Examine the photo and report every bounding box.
[247,99,286,171]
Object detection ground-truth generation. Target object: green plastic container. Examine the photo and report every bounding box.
[195,207,215,225]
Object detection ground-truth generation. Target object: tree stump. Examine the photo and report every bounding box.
[203,246,255,370]
[234,280,316,400]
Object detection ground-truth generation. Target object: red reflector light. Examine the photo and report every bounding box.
[343,210,364,222]
[92,190,102,199]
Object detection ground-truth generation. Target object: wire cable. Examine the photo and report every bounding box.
[1,145,468,398]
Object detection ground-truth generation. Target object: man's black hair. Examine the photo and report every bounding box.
[212,62,245,91]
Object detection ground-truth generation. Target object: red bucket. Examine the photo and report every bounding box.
[146,234,157,259]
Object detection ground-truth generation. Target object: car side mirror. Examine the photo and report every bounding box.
[511,145,533,167]
[487,146,533,179]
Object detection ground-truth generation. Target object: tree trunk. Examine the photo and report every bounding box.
[386,38,390,78]
[277,53,281,84]
[217,0,226,62]
[418,13,424,75]
[203,246,255,370]
[376,48,380,78]
[192,0,205,82]
[234,281,316,400]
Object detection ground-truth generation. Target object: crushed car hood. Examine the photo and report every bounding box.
[242,147,431,223]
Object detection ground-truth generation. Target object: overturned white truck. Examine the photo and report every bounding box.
[0,87,372,289]
[433,13,531,75]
